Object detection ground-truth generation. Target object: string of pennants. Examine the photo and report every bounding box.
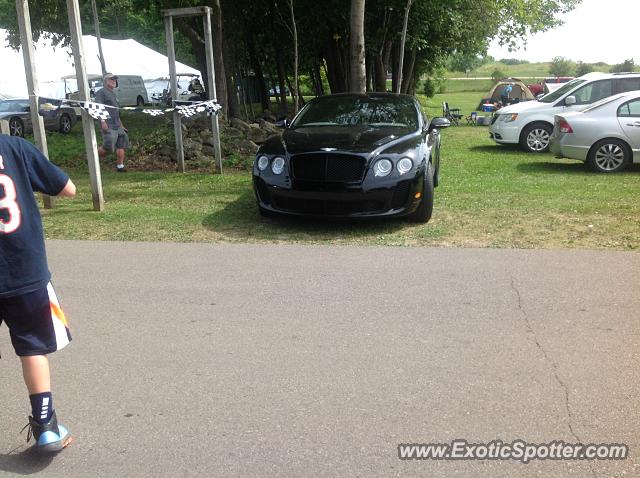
[38,97,222,121]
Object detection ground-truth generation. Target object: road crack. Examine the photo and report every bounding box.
[510,276,596,477]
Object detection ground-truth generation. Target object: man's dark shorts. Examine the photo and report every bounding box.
[101,127,130,153]
[0,283,71,356]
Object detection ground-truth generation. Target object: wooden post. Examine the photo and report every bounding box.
[66,0,104,211]
[163,15,185,173]
[0,120,9,135]
[203,9,223,174]
[15,0,53,209]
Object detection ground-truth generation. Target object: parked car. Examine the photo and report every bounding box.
[550,91,640,172]
[489,72,640,153]
[252,93,450,223]
[0,98,77,137]
[147,74,206,106]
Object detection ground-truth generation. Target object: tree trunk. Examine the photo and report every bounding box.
[222,33,240,119]
[396,0,413,94]
[401,47,416,94]
[275,48,288,117]
[211,1,229,119]
[245,28,270,112]
[349,0,366,93]
[288,0,299,114]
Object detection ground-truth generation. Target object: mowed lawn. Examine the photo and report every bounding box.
[39,92,640,250]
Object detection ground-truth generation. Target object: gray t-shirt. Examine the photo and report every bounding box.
[94,87,120,129]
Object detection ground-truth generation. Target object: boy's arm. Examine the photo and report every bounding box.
[57,179,76,198]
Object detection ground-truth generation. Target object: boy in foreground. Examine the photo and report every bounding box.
[0,134,76,452]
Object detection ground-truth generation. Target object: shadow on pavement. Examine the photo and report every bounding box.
[0,447,54,475]
[518,161,640,175]
[202,190,409,241]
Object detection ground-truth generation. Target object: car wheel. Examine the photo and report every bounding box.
[136,95,145,107]
[409,162,434,223]
[59,113,72,134]
[520,123,552,153]
[587,138,630,173]
[9,117,24,137]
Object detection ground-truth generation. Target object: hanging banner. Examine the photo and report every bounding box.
[38,97,222,121]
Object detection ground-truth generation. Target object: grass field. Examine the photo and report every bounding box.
[38,92,640,250]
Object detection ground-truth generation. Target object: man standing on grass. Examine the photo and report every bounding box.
[0,134,76,452]
[95,73,129,172]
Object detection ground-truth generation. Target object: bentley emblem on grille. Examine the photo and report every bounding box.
[320,147,337,151]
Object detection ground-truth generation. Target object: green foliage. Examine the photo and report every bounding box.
[422,78,436,98]
[575,61,594,77]
[549,56,575,77]
[610,59,635,73]
[491,68,506,82]
[499,58,530,65]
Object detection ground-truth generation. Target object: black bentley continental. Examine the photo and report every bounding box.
[252,93,450,222]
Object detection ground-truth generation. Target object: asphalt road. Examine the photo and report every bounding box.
[1,241,638,477]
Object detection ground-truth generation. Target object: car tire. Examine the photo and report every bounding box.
[136,95,145,107]
[586,138,631,173]
[59,113,72,134]
[520,122,552,153]
[9,117,24,137]
[409,162,434,223]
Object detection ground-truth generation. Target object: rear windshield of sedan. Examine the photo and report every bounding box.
[0,100,27,112]
[291,95,419,130]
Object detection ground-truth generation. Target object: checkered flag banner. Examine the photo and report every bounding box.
[122,107,165,116]
[82,101,112,121]
[60,98,221,119]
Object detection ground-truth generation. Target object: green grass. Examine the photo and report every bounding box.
[39,99,640,250]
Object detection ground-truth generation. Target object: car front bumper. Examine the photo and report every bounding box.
[253,174,424,218]
[489,119,521,145]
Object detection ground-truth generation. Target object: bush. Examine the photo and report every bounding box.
[423,78,436,98]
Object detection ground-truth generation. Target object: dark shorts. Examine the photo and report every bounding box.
[0,283,71,356]
[101,127,130,153]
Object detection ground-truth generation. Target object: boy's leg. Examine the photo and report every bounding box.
[116,147,126,169]
[21,355,51,395]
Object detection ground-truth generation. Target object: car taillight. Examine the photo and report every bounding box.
[558,118,573,133]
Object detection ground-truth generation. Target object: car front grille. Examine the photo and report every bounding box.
[271,196,386,215]
[291,154,366,181]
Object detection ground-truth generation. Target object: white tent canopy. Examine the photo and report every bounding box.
[0,28,201,99]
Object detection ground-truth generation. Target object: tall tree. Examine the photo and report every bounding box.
[349,0,366,92]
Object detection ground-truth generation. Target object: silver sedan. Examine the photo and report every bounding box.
[550,91,640,172]
[0,98,77,137]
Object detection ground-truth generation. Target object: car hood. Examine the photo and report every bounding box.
[276,126,416,154]
[498,100,550,114]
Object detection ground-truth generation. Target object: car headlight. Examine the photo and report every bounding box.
[257,155,269,171]
[501,114,518,122]
[397,157,413,175]
[271,156,285,174]
[374,159,392,177]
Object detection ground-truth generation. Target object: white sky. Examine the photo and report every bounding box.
[488,0,639,64]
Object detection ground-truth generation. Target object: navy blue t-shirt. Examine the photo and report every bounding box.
[0,136,69,298]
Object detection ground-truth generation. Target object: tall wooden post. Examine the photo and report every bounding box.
[66,0,104,211]
[203,9,223,173]
[15,0,53,209]
[164,15,185,173]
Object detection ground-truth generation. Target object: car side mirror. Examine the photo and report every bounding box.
[428,117,451,131]
[565,95,576,106]
[276,118,289,128]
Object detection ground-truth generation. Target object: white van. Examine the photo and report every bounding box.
[65,74,149,107]
[489,72,640,152]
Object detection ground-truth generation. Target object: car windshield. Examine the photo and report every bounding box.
[538,79,587,103]
[291,95,419,131]
[0,100,25,112]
